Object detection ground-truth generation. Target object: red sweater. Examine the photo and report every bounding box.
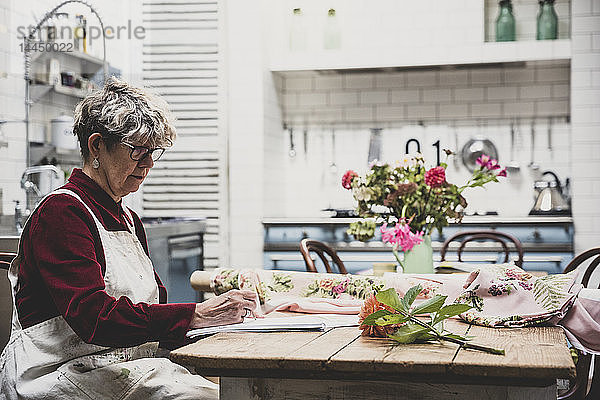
[16,168,195,349]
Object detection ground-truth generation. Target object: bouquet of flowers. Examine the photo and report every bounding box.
[342,153,506,270]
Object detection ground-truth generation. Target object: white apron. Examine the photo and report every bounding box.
[0,189,217,399]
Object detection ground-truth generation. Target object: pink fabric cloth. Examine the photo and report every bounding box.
[557,295,600,354]
[264,297,363,314]
[456,266,578,327]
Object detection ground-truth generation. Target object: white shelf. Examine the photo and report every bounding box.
[269,39,571,72]
[32,50,107,76]
[30,83,92,102]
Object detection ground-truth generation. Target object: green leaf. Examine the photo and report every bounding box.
[375,288,403,312]
[433,303,473,325]
[411,294,447,315]
[443,333,469,341]
[401,285,422,313]
[413,332,437,342]
[388,323,429,344]
[375,314,409,326]
[360,309,392,326]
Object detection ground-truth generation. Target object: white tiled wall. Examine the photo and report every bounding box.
[278,62,570,125]
[571,0,600,254]
[269,121,572,219]
[0,0,143,216]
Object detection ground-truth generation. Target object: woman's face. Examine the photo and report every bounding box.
[90,134,156,202]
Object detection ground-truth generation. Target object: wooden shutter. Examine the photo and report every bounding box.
[142,0,223,269]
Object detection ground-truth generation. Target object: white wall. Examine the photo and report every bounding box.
[270,63,572,218]
[225,0,268,268]
[0,0,143,217]
[271,121,571,219]
[224,0,599,268]
[570,0,600,253]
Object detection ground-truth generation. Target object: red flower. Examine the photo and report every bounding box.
[498,168,507,177]
[424,166,446,187]
[342,170,358,189]
[358,294,399,337]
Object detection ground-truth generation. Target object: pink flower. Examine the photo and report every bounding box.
[498,168,507,177]
[380,222,424,252]
[476,154,491,168]
[342,170,358,189]
[332,279,349,295]
[487,159,501,170]
[424,166,446,187]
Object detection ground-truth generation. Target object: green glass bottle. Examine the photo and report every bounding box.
[537,0,558,40]
[496,0,516,42]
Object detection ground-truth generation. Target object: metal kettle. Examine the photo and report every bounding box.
[529,171,571,215]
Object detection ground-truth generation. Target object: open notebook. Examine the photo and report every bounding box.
[186,314,359,339]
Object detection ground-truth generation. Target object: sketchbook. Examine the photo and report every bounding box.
[186,314,359,338]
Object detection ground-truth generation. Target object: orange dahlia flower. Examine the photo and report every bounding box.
[358,293,400,337]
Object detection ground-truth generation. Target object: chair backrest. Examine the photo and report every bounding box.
[562,247,600,287]
[300,239,347,274]
[0,252,17,270]
[0,252,16,354]
[440,230,524,267]
[558,247,600,400]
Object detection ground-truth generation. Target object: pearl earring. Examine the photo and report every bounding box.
[92,158,99,169]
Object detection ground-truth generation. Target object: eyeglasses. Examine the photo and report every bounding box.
[120,142,165,162]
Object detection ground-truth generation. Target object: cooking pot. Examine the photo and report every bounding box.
[460,137,498,172]
[529,171,571,216]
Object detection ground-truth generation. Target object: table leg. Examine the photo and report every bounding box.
[220,377,557,400]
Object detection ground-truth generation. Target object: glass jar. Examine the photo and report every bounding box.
[495,0,516,42]
[323,8,341,50]
[536,0,558,40]
[289,8,307,51]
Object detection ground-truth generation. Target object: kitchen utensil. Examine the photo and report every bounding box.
[460,137,499,172]
[547,117,553,156]
[506,122,520,172]
[528,120,539,170]
[405,138,421,154]
[303,128,308,160]
[529,171,571,215]
[329,129,337,173]
[452,125,460,170]
[288,126,296,158]
[367,128,382,163]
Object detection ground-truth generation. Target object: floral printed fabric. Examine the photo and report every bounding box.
[212,269,386,303]
[454,264,579,327]
[211,265,580,328]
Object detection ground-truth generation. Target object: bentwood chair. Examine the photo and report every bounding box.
[0,252,16,269]
[559,247,600,400]
[440,230,524,267]
[0,252,16,353]
[300,239,348,274]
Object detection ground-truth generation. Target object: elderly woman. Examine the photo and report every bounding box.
[0,78,257,399]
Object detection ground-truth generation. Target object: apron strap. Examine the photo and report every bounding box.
[121,205,136,236]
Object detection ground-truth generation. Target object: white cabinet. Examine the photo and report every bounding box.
[266,0,571,72]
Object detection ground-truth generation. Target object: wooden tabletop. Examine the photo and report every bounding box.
[171,318,575,387]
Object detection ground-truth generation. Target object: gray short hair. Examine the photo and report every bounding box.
[73,76,176,161]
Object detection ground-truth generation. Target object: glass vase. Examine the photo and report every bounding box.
[401,235,434,274]
[536,0,558,40]
[495,0,516,42]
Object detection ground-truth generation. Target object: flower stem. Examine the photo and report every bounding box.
[393,309,505,355]
[392,248,404,272]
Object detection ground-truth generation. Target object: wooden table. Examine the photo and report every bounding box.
[171,319,575,400]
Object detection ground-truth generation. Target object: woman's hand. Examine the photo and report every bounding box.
[188,289,261,330]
